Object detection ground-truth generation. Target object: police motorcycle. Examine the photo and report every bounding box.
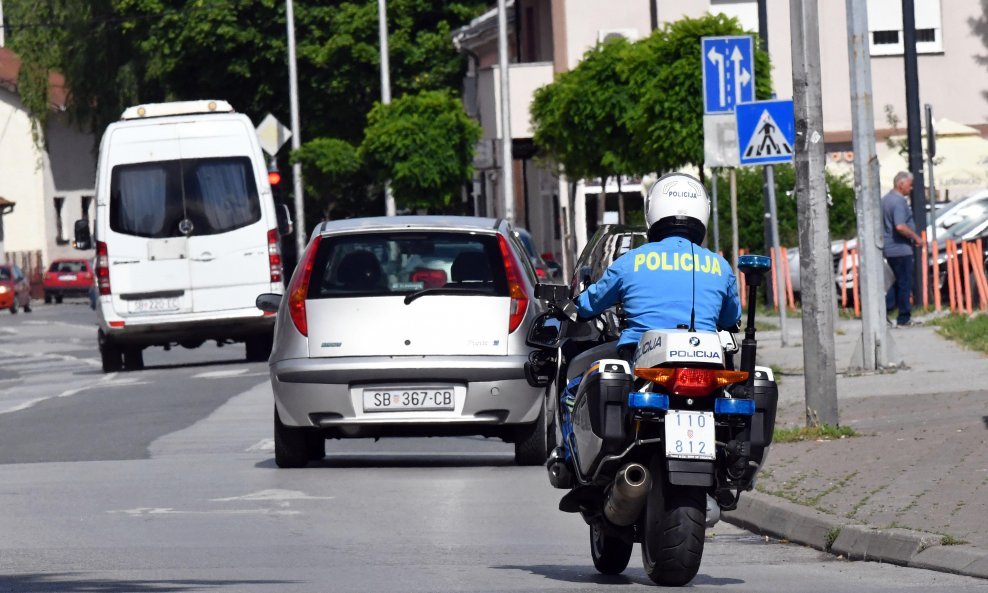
[524,254,779,587]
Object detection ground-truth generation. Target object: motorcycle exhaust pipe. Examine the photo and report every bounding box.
[603,462,652,527]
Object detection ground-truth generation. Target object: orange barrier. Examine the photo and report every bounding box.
[966,242,988,311]
[738,249,747,308]
[769,248,779,311]
[781,247,795,310]
[976,240,988,311]
[840,240,849,308]
[947,240,960,312]
[851,248,861,317]
[921,231,928,310]
[932,240,941,312]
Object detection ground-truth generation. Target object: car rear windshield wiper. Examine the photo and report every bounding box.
[403,287,496,305]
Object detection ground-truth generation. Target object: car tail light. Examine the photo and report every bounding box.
[497,234,529,333]
[535,267,547,279]
[96,241,111,296]
[268,229,282,283]
[411,267,447,289]
[634,367,748,398]
[286,235,322,337]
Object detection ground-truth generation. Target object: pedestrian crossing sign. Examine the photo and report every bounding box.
[736,99,795,166]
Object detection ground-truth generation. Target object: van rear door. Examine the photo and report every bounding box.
[105,125,193,317]
[179,119,271,314]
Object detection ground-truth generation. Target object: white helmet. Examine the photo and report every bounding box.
[644,172,710,244]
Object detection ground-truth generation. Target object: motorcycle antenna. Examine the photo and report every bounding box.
[688,239,697,332]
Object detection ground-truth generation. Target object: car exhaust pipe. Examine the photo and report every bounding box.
[603,462,652,526]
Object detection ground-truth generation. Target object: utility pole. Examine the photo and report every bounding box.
[756,0,777,310]
[286,0,306,257]
[496,0,515,225]
[377,0,396,216]
[846,0,890,370]
[790,0,839,427]
[902,0,928,304]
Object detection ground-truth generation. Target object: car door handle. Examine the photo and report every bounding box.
[192,253,215,262]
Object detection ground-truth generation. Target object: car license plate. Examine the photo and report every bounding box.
[58,274,78,281]
[362,388,455,412]
[664,410,715,460]
[127,297,181,314]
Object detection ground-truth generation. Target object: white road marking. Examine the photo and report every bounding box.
[246,438,274,452]
[211,489,334,502]
[193,369,249,379]
[108,507,301,517]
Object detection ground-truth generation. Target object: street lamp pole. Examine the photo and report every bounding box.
[286,0,306,257]
[378,0,396,216]
[496,0,514,225]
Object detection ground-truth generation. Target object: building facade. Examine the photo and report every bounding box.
[453,0,988,266]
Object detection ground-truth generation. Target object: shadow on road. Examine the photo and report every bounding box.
[254,453,516,470]
[0,573,293,592]
[493,564,745,587]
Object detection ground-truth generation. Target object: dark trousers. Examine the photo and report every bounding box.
[885,254,914,324]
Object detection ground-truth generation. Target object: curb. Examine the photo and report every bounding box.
[722,491,988,580]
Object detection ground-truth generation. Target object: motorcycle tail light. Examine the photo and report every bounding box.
[634,368,748,397]
[497,234,529,333]
[286,234,322,337]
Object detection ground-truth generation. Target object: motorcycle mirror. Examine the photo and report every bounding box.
[526,313,563,349]
[535,283,569,302]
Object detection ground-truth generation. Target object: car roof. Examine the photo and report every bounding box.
[315,216,502,236]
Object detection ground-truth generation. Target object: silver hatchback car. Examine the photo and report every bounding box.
[256,216,551,467]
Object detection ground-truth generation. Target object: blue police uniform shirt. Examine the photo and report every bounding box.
[576,236,742,350]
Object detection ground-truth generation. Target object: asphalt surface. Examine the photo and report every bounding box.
[724,310,988,579]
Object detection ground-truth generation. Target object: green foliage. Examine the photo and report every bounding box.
[773,424,857,443]
[932,313,988,353]
[706,165,858,253]
[5,0,486,225]
[359,90,481,211]
[531,38,636,180]
[291,138,371,220]
[621,14,772,174]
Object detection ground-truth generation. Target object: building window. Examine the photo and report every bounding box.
[867,0,942,56]
[81,195,93,220]
[54,196,68,245]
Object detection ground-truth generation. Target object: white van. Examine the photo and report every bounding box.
[75,100,291,373]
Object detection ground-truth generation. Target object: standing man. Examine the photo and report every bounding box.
[882,171,923,327]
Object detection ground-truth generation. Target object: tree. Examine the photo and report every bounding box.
[621,14,772,175]
[291,138,370,220]
[5,0,487,223]
[358,90,481,211]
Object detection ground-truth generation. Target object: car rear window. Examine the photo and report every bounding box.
[110,157,261,238]
[0,267,10,281]
[49,261,88,273]
[307,232,509,299]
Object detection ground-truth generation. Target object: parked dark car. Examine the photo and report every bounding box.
[513,228,558,281]
[0,264,32,314]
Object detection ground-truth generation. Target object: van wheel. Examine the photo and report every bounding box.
[100,341,123,373]
[123,347,144,371]
[245,334,273,362]
[274,408,310,468]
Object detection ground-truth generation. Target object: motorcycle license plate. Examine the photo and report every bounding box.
[362,388,455,412]
[665,410,715,460]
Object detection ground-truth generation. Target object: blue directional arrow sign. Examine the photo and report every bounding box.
[702,36,755,114]
[736,99,795,166]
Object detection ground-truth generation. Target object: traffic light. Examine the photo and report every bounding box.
[268,157,282,187]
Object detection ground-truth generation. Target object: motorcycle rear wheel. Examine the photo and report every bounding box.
[589,522,633,575]
[640,456,706,586]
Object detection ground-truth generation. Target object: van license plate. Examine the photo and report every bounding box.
[664,410,715,460]
[128,297,181,314]
[362,389,455,412]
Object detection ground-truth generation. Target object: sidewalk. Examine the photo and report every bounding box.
[723,311,988,578]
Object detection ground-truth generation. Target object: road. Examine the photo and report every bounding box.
[0,302,986,592]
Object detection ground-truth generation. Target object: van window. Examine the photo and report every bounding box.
[307,232,509,299]
[110,157,260,238]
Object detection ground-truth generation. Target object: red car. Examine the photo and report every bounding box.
[43,259,94,304]
[0,264,32,313]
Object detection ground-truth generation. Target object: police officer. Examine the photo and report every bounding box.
[571,172,742,369]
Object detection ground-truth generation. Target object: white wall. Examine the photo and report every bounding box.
[0,91,46,256]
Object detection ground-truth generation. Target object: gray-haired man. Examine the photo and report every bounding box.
[881,171,923,326]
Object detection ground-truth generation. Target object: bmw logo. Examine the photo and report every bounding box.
[689,336,701,347]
